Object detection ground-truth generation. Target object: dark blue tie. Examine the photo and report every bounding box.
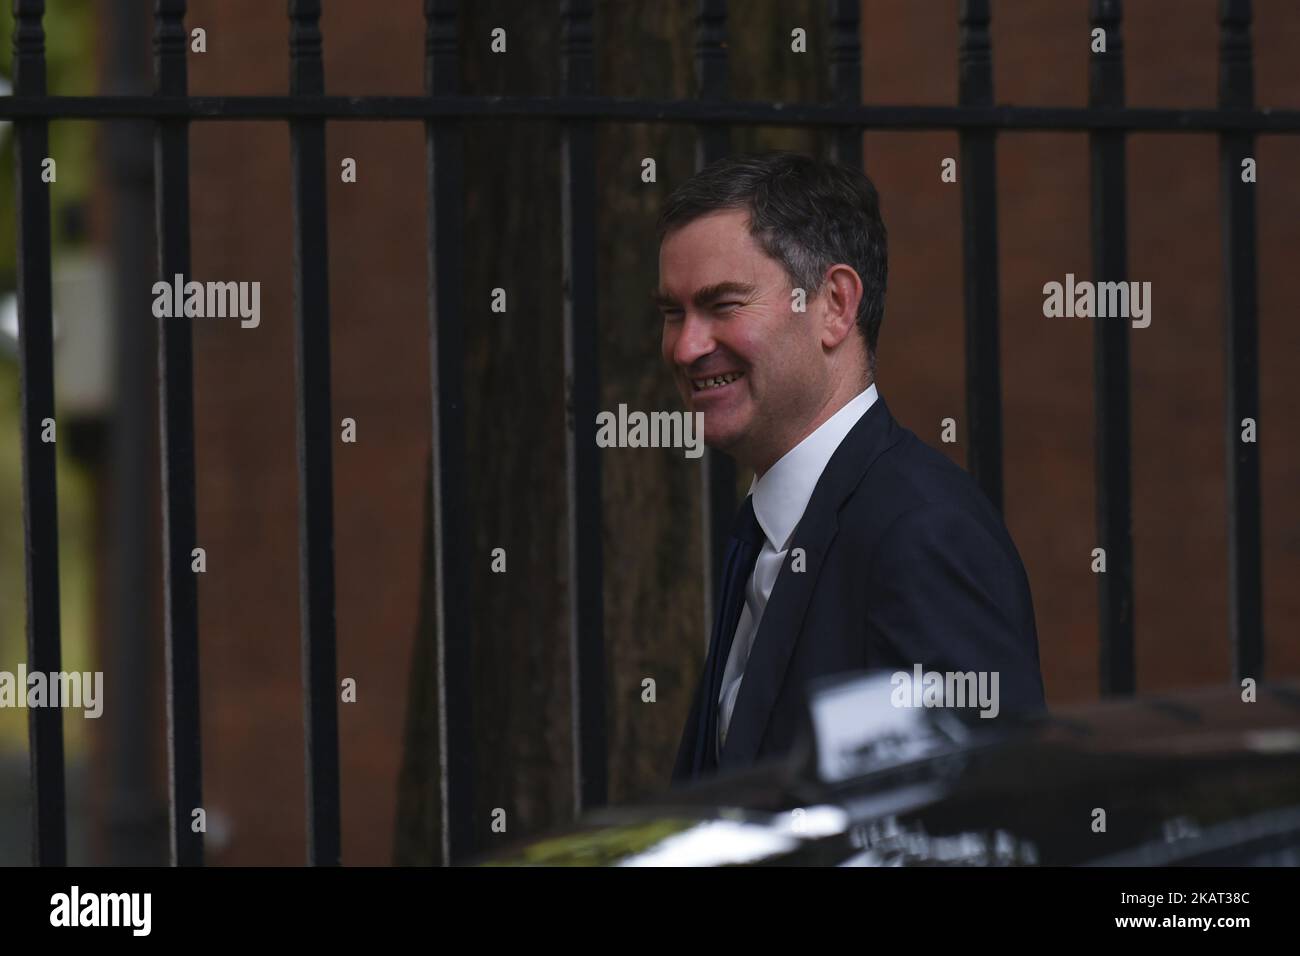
[692,494,764,776]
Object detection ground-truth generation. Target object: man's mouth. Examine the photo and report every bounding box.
[690,371,745,392]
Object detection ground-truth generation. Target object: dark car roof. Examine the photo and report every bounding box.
[474,681,1300,866]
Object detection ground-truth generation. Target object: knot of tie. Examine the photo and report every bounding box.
[729,494,764,549]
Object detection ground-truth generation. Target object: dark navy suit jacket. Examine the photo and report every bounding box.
[671,395,1046,785]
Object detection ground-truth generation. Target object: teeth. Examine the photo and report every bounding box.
[693,371,742,391]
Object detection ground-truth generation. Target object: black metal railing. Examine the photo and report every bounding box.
[152,0,202,868]
[2,0,1284,866]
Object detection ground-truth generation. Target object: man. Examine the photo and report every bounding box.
[655,151,1046,786]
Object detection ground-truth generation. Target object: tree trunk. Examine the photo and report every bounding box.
[394,0,826,865]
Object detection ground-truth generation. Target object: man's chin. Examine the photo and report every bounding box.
[700,420,749,457]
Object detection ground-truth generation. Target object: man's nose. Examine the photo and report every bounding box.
[671,312,715,369]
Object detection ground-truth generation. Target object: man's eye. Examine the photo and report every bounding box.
[661,309,683,321]
[716,301,741,311]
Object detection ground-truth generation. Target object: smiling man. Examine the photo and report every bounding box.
[655,152,1046,785]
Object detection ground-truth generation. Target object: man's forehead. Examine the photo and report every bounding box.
[658,215,779,296]
[661,209,750,254]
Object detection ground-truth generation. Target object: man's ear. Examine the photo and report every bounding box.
[819,264,863,350]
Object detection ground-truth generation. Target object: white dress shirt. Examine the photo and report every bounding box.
[717,383,878,758]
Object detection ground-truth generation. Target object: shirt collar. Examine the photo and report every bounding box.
[749,384,878,551]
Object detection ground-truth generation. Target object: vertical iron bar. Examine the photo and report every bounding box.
[106,0,166,874]
[107,0,166,868]
[694,0,733,639]
[1218,0,1262,682]
[424,0,474,865]
[828,0,863,171]
[12,0,65,868]
[288,0,341,866]
[153,0,204,866]
[957,0,1003,512]
[560,0,608,815]
[1089,0,1135,696]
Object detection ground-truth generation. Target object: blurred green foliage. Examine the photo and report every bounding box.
[0,0,97,285]
[481,819,700,866]
[0,1,98,750]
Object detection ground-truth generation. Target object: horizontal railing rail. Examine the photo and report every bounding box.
[1,96,1300,130]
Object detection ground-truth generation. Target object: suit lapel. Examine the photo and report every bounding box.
[717,507,838,771]
[718,396,903,771]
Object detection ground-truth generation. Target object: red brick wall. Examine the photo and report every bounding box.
[110,0,1300,863]
[185,0,430,864]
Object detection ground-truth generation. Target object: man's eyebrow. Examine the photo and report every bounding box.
[650,281,758,309]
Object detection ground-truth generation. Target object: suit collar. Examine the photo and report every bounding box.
[750,384,878,552]
[718,393,904,771]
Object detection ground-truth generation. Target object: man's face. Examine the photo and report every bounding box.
[658,209,830,471]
